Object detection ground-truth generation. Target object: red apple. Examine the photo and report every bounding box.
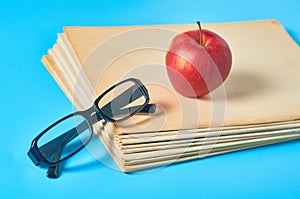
[165,21,232,97]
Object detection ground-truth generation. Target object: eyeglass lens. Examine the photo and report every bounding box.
[37,115,92,164]
[98,80,147,120]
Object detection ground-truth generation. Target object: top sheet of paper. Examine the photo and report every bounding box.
[64,20,300,133]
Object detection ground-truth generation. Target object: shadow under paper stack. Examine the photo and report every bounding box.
[42,20,300,172]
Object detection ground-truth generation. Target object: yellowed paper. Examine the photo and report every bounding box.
[42,20,300,172]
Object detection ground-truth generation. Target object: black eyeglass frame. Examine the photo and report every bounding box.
[28,78,153,169]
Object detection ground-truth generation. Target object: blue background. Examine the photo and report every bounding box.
[1,0,300,198]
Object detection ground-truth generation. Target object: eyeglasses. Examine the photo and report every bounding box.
[28,78,156,178]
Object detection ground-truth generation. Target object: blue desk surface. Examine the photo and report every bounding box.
[1,0,300,198]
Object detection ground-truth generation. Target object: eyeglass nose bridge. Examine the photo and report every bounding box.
[81,106,103,126]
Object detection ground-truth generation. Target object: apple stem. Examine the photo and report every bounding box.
[197,21,204,46]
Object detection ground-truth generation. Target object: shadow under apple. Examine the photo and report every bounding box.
[223,70,274,101]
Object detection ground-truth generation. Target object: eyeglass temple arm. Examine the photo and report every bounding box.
[41,126,82,178]
[104,104,156,119]
[46,145,64,178]
[100,83,149,115]
[137,103,156,114]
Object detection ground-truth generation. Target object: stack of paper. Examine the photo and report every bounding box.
[42,19,300,172]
